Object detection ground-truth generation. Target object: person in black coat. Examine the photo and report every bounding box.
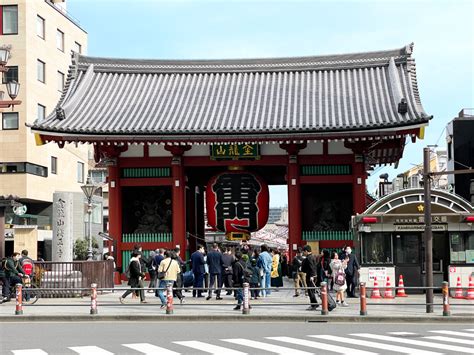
[232,250,247,310]
[119,251,147,303]
[343,246,360,297]
[206,243,223,300]
[221,247,235,295]
[190,244,206,297]
[301,245,319,310]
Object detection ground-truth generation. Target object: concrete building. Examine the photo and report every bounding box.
[0,0,89,259]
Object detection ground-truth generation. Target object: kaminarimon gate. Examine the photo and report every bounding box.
[30,43,431,271]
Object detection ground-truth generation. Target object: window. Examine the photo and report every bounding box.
[361,233,392,264]
[37,104,46,121]
[394,234,420,264]
[0,162,47,177]
[57,71,64,92]
[56,29,64,51]
[37,59,45,83]
[2,66,18,83]
[77,162,84,183]
[51,157,57,174]
[73,42,82,54]
[2,5,18,35]
[2,112,18,130]
[37,15,45,39]
[450,232,474,264]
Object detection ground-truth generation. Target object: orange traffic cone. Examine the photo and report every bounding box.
[371,277,382,299]
[466,276,474,300]
[396,275,407,297]
[383,276,394,299]
[453,276,464,299]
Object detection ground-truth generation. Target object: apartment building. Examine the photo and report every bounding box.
[0,0,89,259]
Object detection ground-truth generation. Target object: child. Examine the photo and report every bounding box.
[249,258,261,299]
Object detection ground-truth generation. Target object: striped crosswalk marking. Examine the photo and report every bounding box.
[424,336,474,346]
[352,333,474,353]
[387,332,417,336]
[311,334,442,355]
[464,329,474,332]
[12,350,48,355]
[222,338,313,355]
[174,341,247,355]
[428,330,474,338]
[69,346,114,355]
[123,343,180,354]
[268,336,378,355]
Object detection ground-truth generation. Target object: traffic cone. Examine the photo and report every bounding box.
[370,277,382,299]
[383,276,394,299]
[396,275,408,297]
[466,276,474,300]
[453,276,464,299]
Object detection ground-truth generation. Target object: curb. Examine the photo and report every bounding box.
[0,315,472,323]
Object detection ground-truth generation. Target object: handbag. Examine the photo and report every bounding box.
[158,260,172,280]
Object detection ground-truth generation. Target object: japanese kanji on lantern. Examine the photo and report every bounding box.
[206,168,269,241]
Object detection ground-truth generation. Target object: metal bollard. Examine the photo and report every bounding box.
[360,282,367,316]
[166,282,174,314]
[320,282,328,315]
[90,283,98,315]
[15,283,23,315]
[442,281,450,316]
[242,283,250,315]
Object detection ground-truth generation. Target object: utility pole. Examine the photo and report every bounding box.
[423,147,433,313]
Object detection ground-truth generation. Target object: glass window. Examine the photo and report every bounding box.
[51,156,57,174]
[37,59,45,83]
[25,163,48,177]
[37,15,45,39]
[77,162,84,183]
[57,71,64,92]
[394,234,420,264]
[450,232,474,264]
[37,104,46,121]
[56,29,64,51]
[2,5,18,35]
[361,233,392,264]
[3,66,18,83]
[2,112,18,130]
[73,42,82,54]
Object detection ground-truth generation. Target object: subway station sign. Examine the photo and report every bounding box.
[210,144,260,160]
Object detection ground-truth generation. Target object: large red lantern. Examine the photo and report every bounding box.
[206,169,269,240]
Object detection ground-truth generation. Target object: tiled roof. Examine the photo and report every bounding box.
[30,43,430,141]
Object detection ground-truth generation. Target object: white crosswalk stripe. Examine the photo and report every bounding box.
[68,346,114,355]
[351,333,474,353]
[123,343,180,354]
[424,336,474,346]
[464,329,474,332]
[310,334,442,355]
[12,350,48,355]
[174,341,247,355]
[428,330,474,338]
[387,332,417,336]
[222,338,312,355]
[267,336,378,355]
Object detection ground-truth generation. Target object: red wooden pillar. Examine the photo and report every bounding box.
[107,163,122,268]
[166,146,191,259]
[352,159,367,214]
[281,143,306,260]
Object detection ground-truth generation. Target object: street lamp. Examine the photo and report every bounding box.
[0,45,22,109]
[81,180,98,260]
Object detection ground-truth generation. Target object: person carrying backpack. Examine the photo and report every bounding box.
[20,250,35,302]
[232,251,252,310]
[330,251,348,307]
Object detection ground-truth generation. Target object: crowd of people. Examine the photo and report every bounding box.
[118,242,360,311]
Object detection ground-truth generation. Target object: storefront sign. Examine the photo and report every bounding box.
[394,224,447,232]
[368,267,387,281]
[210,144,260,160]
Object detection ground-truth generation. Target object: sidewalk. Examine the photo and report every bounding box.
[1,281,473,322]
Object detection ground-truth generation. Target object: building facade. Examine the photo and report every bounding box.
[31,44,431,270]
[0,0,88,259]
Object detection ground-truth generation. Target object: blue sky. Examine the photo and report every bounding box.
[67,0,473,207]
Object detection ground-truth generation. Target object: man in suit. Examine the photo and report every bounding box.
[343,246,360,298]
[206,243,224,300]
[190,244,206,297]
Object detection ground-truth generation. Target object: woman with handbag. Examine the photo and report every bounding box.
[119,251,147,304]
[156,250,180,309]
[329,251,348,307]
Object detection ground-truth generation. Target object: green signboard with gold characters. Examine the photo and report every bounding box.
[210,144,260,160]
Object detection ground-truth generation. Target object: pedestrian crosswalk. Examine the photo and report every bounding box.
[10,328,474,354]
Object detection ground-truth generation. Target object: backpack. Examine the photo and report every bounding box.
[335,270,346,286]
[241,262,253,283]
[21,258,34,276]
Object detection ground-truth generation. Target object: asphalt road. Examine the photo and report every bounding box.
[1,322,472,354]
